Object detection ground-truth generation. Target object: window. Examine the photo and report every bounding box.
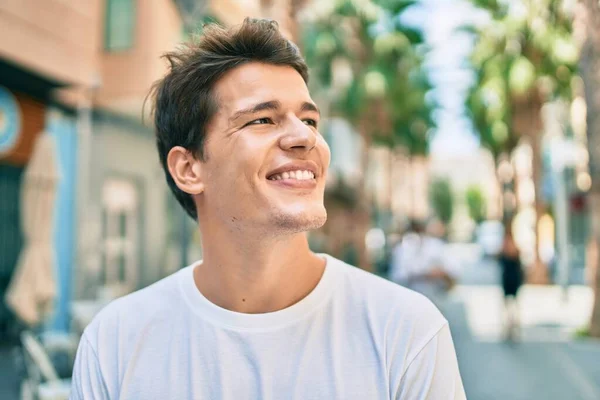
[104,0,136,51]
[100,178,140,289]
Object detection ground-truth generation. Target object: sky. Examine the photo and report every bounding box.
[402,0,489,156]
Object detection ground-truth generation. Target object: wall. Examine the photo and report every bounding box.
[91,117,169,288]
[0,0,101,86]
[97,0,183,117]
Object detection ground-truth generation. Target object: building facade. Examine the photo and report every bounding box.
[0,0,99,335]
[0,0,187,334]
[0,0,309,336]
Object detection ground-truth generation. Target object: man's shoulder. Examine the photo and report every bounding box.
[328,255,447,336]
[83,267,189,343]
[329,255,445,323]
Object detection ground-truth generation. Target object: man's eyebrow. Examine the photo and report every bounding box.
[229,100,321,123]
[301,102,320,116]
[229,100,281,123]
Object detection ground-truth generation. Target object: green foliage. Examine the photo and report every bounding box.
[464,0,578,159]
[466,185,487,224]
[182,14,220,39]
[574,325,590,339]
[429,179,454,225]
[302,0,434,155]
[375,0,418,16]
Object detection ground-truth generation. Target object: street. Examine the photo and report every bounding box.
[445,250,600,400]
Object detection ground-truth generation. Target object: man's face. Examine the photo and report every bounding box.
[198,62,330,235]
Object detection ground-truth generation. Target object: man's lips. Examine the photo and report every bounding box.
[266,160,319,180]
[267,176,317,189]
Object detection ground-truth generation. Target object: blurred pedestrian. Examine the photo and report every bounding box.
[69,18,465,399]
[498,226,523,341]
[389,219,457,305]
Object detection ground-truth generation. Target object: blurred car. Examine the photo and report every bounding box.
[476,220,505,257]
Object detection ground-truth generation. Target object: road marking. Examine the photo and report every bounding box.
[550,346,600,400]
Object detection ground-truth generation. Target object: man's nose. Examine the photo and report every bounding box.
[278,116,317,152]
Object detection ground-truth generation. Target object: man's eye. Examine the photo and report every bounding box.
[247,118,272,125]
[303,119,318,127]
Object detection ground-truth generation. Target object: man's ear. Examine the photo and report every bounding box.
[167,146,205,195]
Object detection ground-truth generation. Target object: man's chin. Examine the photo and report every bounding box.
[271,207,327,234]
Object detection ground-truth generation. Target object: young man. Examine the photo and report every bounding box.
[70,19,465,399]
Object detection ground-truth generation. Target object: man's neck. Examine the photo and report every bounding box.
[193,227,325,314]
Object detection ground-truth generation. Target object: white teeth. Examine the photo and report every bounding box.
[270,170,316,181]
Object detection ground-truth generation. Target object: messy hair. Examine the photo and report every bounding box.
[150,18,309,219]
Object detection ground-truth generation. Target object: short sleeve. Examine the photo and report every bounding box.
[396,324,466,400]
[70,334,111,400]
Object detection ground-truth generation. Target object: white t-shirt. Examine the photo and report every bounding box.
[70,254,465,400]
[390,234,458,300]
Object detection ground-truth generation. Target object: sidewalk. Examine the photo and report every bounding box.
[0,343,20,400]
[445,251,600,400]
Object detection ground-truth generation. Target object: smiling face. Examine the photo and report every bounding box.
[195,62,330,235]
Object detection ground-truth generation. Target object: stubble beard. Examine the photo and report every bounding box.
[269,206,328,236]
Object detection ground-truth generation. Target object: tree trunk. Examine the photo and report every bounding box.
[512,92,548,283]
[587,195,600,337]
[495,155,514,227]
[409,156,419,220]
[530,124,549,283]
[580,0,600,337]
[387,148,395,212]
[354,124,373,271]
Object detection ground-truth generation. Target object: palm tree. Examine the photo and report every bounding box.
[466,65,520,222]
[466,185,487,225]
[578,0,600,337]
[302,0,434,269]
[466,0,578,283]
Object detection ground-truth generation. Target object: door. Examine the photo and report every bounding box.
[100,177,141,291]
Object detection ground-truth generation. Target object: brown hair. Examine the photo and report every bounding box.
[150,18,309,220]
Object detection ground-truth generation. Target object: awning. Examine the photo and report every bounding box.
[5,132,60,326]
